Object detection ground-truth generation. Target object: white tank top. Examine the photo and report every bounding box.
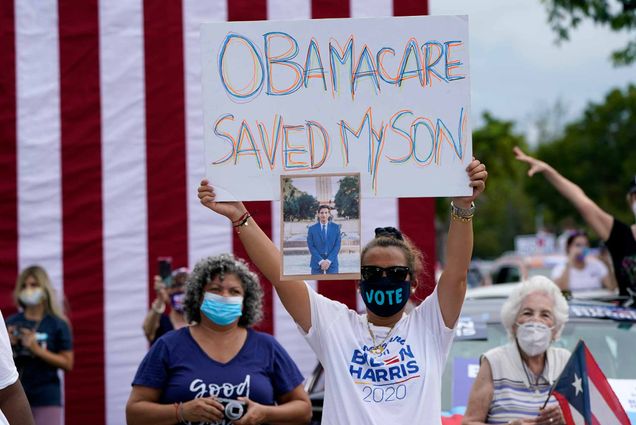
[483,343,570,424]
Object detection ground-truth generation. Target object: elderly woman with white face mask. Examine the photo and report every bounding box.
[463,276,570,425]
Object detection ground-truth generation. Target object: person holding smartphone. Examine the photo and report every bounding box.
[142,262,189,345]
[6,266,73,425]
[551,231,615,293]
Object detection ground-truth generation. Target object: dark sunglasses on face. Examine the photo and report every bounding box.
[361,266,410,282]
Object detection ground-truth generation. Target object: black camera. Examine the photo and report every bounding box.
[217,397,247,421]
[10,322,35,357]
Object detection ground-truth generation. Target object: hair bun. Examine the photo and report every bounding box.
[374,227,403,241]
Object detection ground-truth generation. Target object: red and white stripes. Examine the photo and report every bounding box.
[0,1,434,424]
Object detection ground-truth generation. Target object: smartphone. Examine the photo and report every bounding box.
[158,257,173,287]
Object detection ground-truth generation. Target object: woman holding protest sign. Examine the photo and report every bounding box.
[126,254,311,425]
[198,158,487,424]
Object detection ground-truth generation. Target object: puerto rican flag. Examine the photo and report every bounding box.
[0,1,437,424]
[551,340,630,425]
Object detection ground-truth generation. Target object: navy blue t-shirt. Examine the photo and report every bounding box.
[152,314,174,344]
[132,327,304,411]
[7,312,73,407]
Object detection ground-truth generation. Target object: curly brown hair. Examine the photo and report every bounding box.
[184,254,263,327]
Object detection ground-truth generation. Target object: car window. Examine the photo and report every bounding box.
[492,266,521,284]
[558,321,636,379]
[527,267,554,279]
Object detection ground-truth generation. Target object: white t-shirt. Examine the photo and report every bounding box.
[551,257,608,291]
[0,311,19,425]
[302,285,455,425]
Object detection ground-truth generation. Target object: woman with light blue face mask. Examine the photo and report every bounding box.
[127,254,312,425]
[198,158,489,425]
[463,276,570,425]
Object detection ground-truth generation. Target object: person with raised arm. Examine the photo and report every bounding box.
[514,147,636,303]
[198,158,487,425]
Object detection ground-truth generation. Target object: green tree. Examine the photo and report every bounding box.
[334,176,360,218]
[541,0,636,65]
[296,193,319,220]
[525,84,636,231]
[438,113,536,259]
[282,177,318,221]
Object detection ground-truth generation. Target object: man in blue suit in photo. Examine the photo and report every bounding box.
[307,205,341,274]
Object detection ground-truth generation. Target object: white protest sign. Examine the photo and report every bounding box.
[201,15,471,201]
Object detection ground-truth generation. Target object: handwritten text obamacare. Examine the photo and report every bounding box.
[217,32,466,101]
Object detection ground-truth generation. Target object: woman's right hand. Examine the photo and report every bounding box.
[181,397,225,423]
[6,325,19,346]
[198,179,247,222]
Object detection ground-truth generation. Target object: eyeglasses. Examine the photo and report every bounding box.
[361,266,410,282]
[374,227,403,240]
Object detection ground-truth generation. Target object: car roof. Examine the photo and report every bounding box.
[460,295,636,325]
[466,283,622,302]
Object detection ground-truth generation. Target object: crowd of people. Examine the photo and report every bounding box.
[2,150,634,424]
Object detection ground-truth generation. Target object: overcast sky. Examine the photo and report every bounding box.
[430,0,635,142]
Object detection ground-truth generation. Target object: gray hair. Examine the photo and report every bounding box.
[184,254,263,327]
[500,276,569,340]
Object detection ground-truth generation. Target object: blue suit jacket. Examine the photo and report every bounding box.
[307,221,341,274]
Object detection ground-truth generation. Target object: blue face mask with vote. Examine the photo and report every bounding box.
[200,292,243,326]
[359,277,410,317]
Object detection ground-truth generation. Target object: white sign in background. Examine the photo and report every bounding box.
[202,15,471,201]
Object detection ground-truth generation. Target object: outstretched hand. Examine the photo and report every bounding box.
[513,146,550,177]
[453,158,488,207]
[198,179,247,222]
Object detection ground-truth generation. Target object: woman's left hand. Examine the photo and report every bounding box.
[537,404,565,425]
[453,158,487,207]
[19,328,38,351]
[232,397,266,425]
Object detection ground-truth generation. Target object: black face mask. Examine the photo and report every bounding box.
[359,277,411,317]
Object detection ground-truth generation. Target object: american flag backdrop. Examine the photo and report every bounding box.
[0,0,436,424]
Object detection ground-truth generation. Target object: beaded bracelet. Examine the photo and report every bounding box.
[450,201,475,222]
[232,211,250,225]
[233,214,251,234]
[178,402,185,423]
[451,211,473,222]
[173,402,180,423]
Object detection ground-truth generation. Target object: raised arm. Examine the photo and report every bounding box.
[198,180,312,332]
[142,277,169,343]
[514,147,613,241]
[437,159,487,328]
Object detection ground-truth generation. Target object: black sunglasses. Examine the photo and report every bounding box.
[361,266,410,282]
